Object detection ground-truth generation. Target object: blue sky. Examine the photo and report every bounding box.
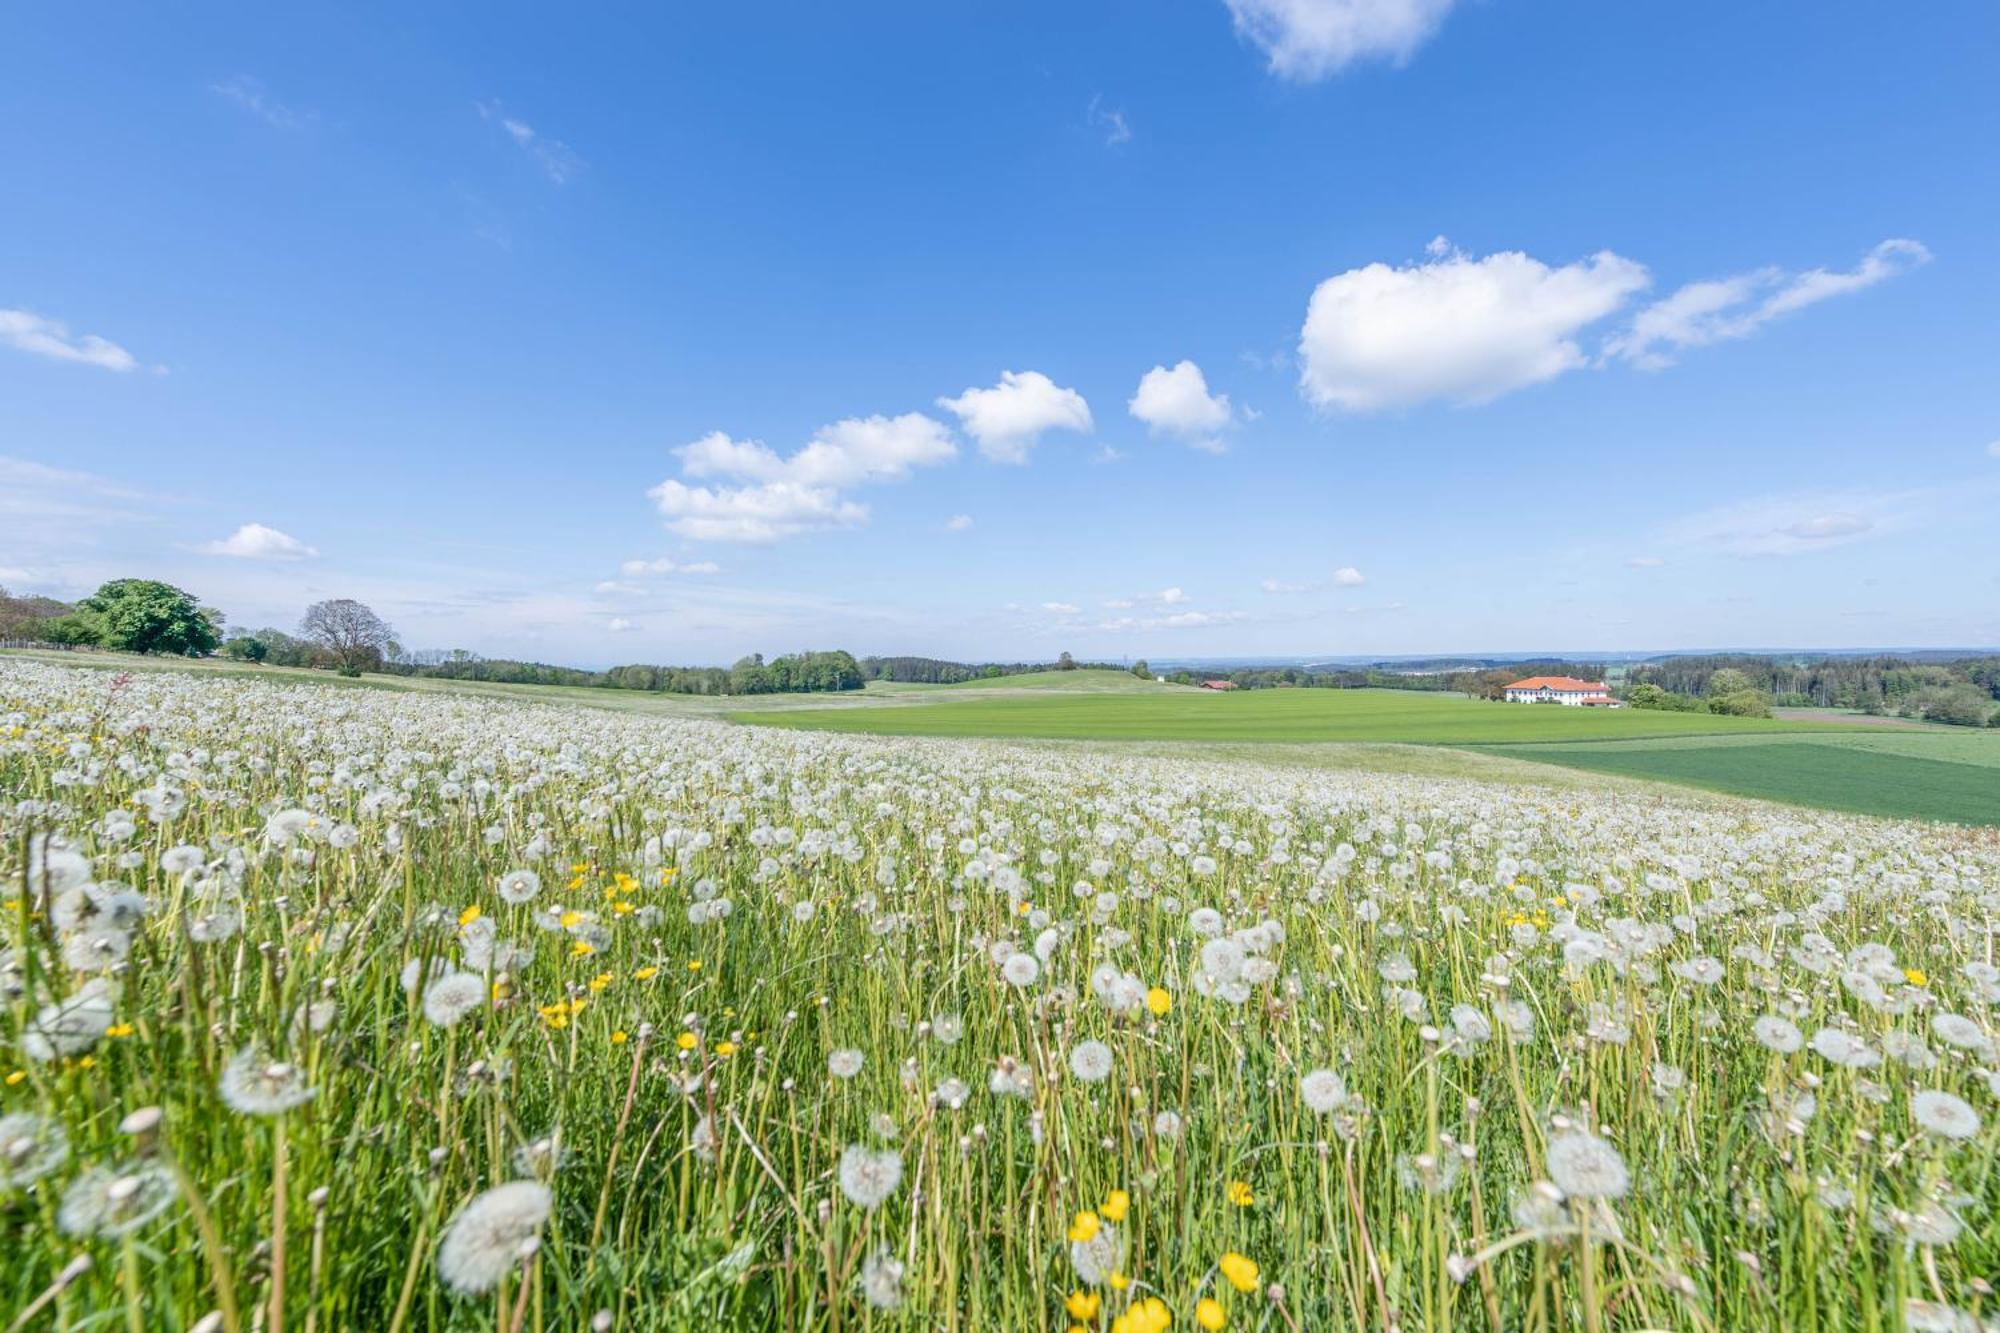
[3,1,1996,665]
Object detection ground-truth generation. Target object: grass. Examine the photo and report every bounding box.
[1487,739,2000,826]
[4,657,1998,1333]
[737,684,1856,744]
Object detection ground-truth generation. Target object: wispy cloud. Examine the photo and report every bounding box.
[1086,95,1132,146]
[211,75,312,130]
[477,101,583,184]
[1660,487,1934,557]
[1605,239,1931,369]
[0,308,142,372]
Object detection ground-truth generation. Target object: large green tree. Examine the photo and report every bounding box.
[75,579,219,656]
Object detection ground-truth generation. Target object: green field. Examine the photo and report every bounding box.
[739,676,1848,743]
[742,671,2000,825]
[1486,739,2000,826]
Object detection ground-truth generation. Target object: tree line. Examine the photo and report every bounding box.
[1626,654,2000,727]
[0,580,866,696]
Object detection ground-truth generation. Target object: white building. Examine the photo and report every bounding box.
[1503,675,1618,706]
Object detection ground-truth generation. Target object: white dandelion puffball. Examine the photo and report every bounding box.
[0,1113,70,1188]
[1910,1090,1981,1141]
[1751,1016,1803,1054]
[436,1180,553,1294]
[1069,1221,1128,1287]
[1002,953,1040,988]
[837,1145,904,1210]
[423,972,488,1027]
[58,1162,177,1238]
[219,1047,316,1117]
[1069,1040,1114,1083]
[860,1248,905,1310]
[1545,1130,1630,1201]
[828,1049,864,1080]
[1810,1027,1880,1069]
[1300,1068,1347,1114]
[496,869,541,904]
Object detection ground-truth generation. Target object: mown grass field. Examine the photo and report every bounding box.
[739,677,1837,743]
[742,673,2000,825]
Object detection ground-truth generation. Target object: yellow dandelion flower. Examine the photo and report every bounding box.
[634,966,659,980]
[1196,1297,1227,1331]
[1065,1290,1101,1320]
[676,1031,699,1051]
[1146,987,1172,1017]
[569,939,595,957]
[610,1030,628,1045]
[1225,1180,1255,1207]
[713,1040,738,1057]
[1904,968,1928,987]
[457,904,481,927]
[1101,1188,1130,1222]
[1067,1210,1101,1243]
[1219,1252,1258,1293]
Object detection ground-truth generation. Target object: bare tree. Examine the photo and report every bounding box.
[299,598,394,675]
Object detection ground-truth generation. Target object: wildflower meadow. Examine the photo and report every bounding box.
[3,659,1998,1331]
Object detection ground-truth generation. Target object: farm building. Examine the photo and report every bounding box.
[1200,679,1238,691]
[1502,675,1618,706]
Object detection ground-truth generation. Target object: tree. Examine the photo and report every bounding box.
[40,614,103,647]
[1625,682,1668,709]
[75,579,219,656]
[300,598,394,675]
[1056,651,1077,671]
[1131,660,1152,680]
[1705,668,1756,698]
[220,634,269,662]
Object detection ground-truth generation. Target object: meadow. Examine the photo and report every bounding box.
[741,673,2000,826]
[4,658,1999,1332]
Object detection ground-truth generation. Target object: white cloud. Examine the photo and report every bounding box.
[1606,239,1930,369]
[1098,609,1249,631]
[1129,361,1236,452]
[606,617,637,632]
[0,308,141,372]
[1102,598,1135,609]
[1224,0,1457,80]
[595,580,643,595]
[946,514,974,532]
[1087,95,1132,146]
[200,523,318,561]
[211,75,310,129]
[1660,489,1925,557]
[1299,242,1649,411]
[1042,602,1082,615]
[937,370,1092,464]
[619,556,722,577]
[477,101,583,184]
[649,479,867,544]
[653,414,956,543]
[1158,586,1189,605]
[1332,566,1366,586]
[1987,440,2000,459]
[1260,578,1308,593]
[1625,555,1665,568]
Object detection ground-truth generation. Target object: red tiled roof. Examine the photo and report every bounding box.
[1505,676,1609,693]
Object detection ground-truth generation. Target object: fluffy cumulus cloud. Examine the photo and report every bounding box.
[1333,565,1366,586]
[936,370,1092,464]
[1299,241,1649,412]
[1224,0,1457,80]
[1260,578,1308,594]
[1128,361,1236,452]
[201,523,318,561]
[606,617,637,632]
[1299,237,1929,413]
[0,308,140,372]
[1605,240,1931,369]
[1042,601,1082,615]
[946,514,974,532]
[651,413,956,543]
